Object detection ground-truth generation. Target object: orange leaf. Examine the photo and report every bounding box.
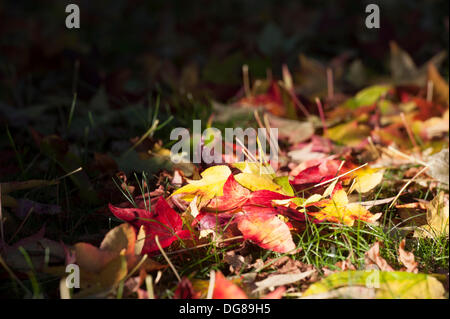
[236,212,296,254]
[212,271,248,299]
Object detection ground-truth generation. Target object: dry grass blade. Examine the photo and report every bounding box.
[389,166,429,209]
[155,235,181,282]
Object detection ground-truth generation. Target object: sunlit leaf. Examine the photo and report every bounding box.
[303,270,445,299]
[237,212,296,254]
[309,190,381,226]
[349,166,385,194]
[171,165,232,204]
[109,197,192,254]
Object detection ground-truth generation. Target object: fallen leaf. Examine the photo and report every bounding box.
[236,212,296,254]
[253,270,315,293]
[426,148,449,187]
[266,114,314,144]
[302,270,445,299]
[397,239,418,273]
[171,165,232,205]
[364,242,394,272]
[344,85,391,109]
[310,190,381,226]
[349,166,385,194]
[212,271,248,299]
[427,63,449,106]
[206,175,251,212]
[414,191,449,239]
[109,197,192,254]
[325,120,371,147]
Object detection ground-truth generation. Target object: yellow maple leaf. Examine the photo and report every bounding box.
[171,165,231,203]
[232,162,290,195]
[310,190,381,226]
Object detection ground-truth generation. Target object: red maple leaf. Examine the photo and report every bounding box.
[108,196,191,254]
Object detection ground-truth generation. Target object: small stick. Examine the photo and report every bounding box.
[263,113,279,157]
[367,136,381,158]
[426,80,434,103]
[254,110,265,130]
[155,235,181,282]
[55,167,83,181]
[206,270,216,299]
[327,68,334,100]
[314,163,368,188]
[242,65,251,98]
[389,166,429,209]
[385,146,428,167]
[278,81,311,117]
[282,64,293,90]
[315,97,327,135]
[236,137,258,162]
[145,275,155,299]
[400,112,419,151]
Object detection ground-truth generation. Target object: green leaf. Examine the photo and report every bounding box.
[344,85,391,109]
[303,270,445,299]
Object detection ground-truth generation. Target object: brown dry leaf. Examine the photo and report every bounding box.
[414,191,449,239]
[364,242,394,271]
[322,258,356,276]
[397,239,418,273]
[253,270,315,293]
[223,251,252,274]
[427,63,449,106]
[73,223,164,290]
[426,148,449,187]
[396,202,428,227]
[266,114,314,144]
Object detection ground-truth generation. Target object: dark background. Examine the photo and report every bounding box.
[1,0,448,101]
[0,0,448,180]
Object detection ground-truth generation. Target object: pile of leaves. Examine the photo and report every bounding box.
[1,41,449,299]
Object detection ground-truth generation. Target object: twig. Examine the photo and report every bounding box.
[355,196,396,208]
[400,112,419,151]
[235,137,258,162]
[327,68,334,100]
[367,136,380,159]
[145,275,155,299]
[385,146,428,167]
[242,65,251,98]
[388,166,429,209]
[55,167,83,181]
[206,270,216,299]
[314,163,368,188]
[155,235,181,282]
[426,80,434,103]
[315,97,327,135]
[263,113,280,157]
[124,254,148,281]
[124,119,160,156]
[278,81,311,117]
